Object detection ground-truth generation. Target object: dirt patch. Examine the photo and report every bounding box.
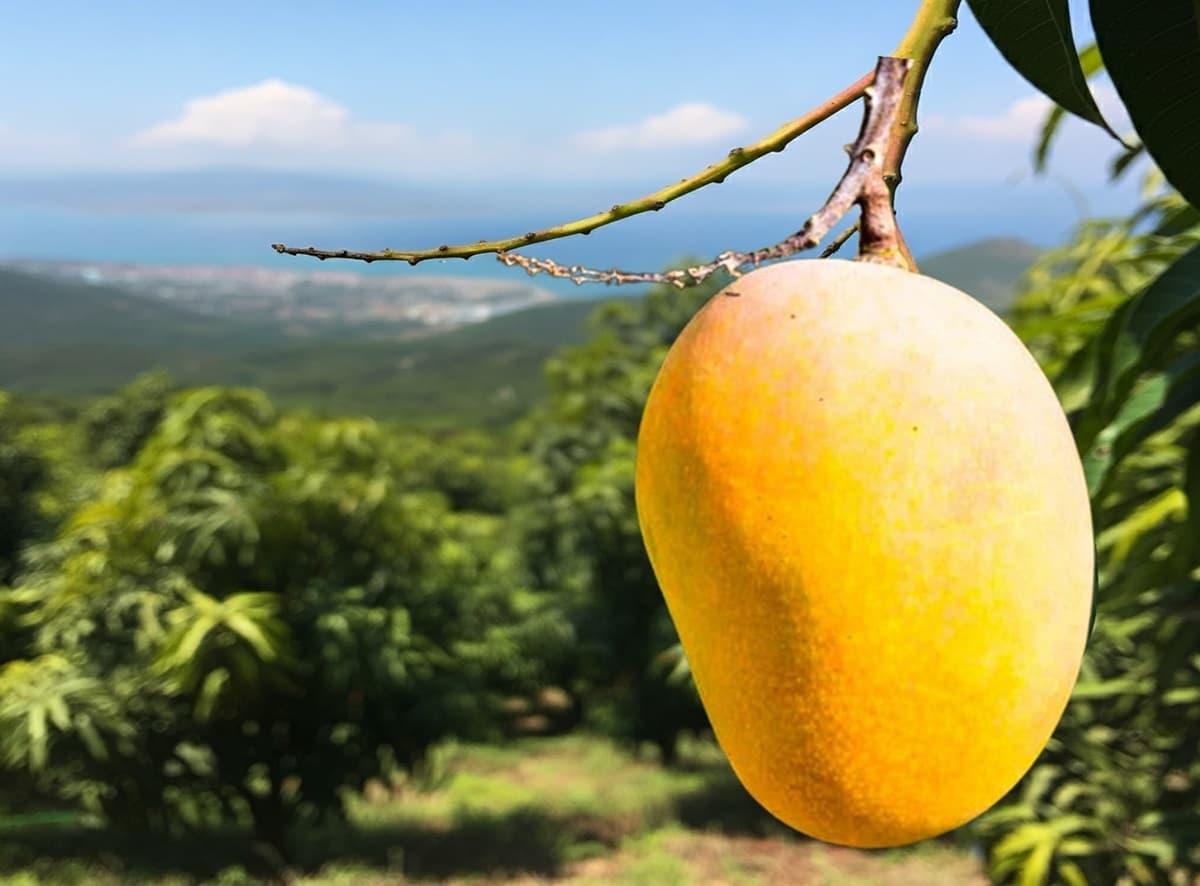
[560,831,981,885]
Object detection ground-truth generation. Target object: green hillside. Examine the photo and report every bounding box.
[0,267,281,349]
[229,297,617,424]
[0,268,281,393]
[0,237,1040,423]
[917,236,1041,312]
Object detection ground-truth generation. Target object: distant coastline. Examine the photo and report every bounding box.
[0,176,1138,297]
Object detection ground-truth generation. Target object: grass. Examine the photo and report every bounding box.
[0,734,984,884]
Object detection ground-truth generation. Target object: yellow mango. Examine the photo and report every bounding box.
[634,259,1093,848]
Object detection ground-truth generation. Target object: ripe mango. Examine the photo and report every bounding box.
[634,259,1093,848]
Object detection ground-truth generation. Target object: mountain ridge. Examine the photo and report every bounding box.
[0,236,1041,423]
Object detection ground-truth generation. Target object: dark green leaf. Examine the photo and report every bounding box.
[0,812,86,832]
[1175,429,1200,573]
[1154,203,1200,238]
[1088,554,1098,638]
[1067,297,1135,435]
[1153,605,1199,691]
[1034,43,1107,170]
[1020,837,1054,886]
[1083,353,1200,496]
[1074,243,1200,453]
[1034,105,1066,172]
[967,2,1117,138]
[1054,336,1103,413]
[1090,0,1200,207]
[1109,143,1145,182]
[1058,861,1088,886]
[1072,676,1151,699]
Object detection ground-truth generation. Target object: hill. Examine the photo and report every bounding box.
[0,267,257,350]
[230,297,617,424]
[0,237,1040,423]
[0,267,285,393]
[917,236,1040,313]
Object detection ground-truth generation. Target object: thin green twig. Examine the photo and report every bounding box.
[271,71,874,265]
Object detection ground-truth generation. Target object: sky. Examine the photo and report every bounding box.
[0,0,1131,193]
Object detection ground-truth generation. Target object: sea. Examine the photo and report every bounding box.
[0,181,1141,298]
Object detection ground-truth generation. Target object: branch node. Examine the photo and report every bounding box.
[270,68,875,266]
[490,56,915,286]
[273,56,923,281]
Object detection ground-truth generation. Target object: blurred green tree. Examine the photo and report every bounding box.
[0,393,49,586]
[0,387,567,860]
[975,173,1200,882]
[515,266,726,763]
[81,370,175,469]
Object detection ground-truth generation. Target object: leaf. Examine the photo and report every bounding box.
[1154,202,1200,237]
[1087,555,1098,638]
[1096,487,1187,568]
[992,822,1054,863]
[194,668,229,722]
[1034,43,1107,170]
[28,706,47,772]
[1090,0,1200,207]
[967,2,1117,138]
[1019,836,1054,886]
[45,696,70,732]
[1056,837,1097,857]
[1058,860,1089,886]
[1021,764,1061,806]
[1074,243,1200,453]
[1071,676,1151,699]
[224,612,279,662]
[1164,685,1200,704]
[74,715,108,761]
[1053,337,1102,413]
[1175,429,1200,572]
[164,616,217,671]
[1125,835,1178,862]
[1052,781,1089,809]
[1109,142,1145,181]
[1035,106,1068,173]
[1084,354,1200,498]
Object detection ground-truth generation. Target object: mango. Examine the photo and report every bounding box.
[634,259,1093,848]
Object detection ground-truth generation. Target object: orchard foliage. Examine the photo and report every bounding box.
[960,4,1200,879]
[974,175,1200,880]
[0,394,47,585]
[0,270,735,855]
[0,385,569,850]
[512,270,730,761]
[2,88,1200,886]
[0,190,1196,877]
[966,0,1200,207]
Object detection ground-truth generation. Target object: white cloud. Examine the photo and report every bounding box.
[925,95,1053,142]
[137,80,318,147]
[573,102,747,152]
[131,79,421,151]
[923,84,1132,145]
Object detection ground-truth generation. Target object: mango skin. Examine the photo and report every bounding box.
[634,259,1093,848]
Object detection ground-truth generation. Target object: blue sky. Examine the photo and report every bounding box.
[0,0,1128,191]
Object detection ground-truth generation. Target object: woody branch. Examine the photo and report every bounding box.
[269,72,873,266]
[498,55,913,286]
